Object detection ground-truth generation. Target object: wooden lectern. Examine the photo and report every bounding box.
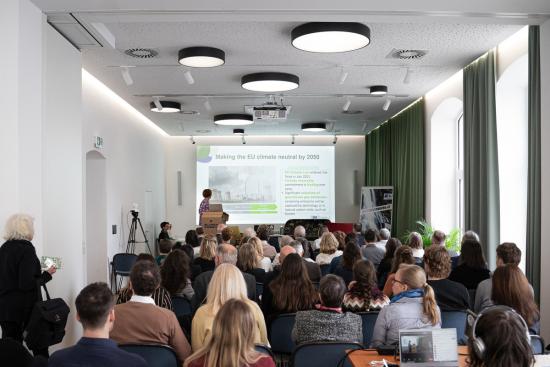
[200,205,229,236]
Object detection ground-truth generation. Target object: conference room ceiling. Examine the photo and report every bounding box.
[35,1,550,136]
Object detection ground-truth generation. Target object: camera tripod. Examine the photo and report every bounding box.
[126,210,152,254]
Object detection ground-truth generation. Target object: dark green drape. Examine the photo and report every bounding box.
[365,123,391,186]
[463,50,500,269]
[527,25,541,303]
[365,99,425,237]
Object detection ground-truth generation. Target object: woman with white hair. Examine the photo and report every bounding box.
[0,214,56,356]
[191,263,268,351]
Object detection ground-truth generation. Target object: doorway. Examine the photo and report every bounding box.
[85,150,108,283]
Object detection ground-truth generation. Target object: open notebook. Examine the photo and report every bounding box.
[399,328,459,367]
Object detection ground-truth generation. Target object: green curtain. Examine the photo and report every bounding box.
[389,100,425,238]
[463,50,500,268]
[365,123,391,186]
[527,25,541,303]
[365,99,425,237]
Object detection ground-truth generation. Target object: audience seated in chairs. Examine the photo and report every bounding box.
[361,229,385,267]
[116,253,173,311]
[183,229,200,258]
[449,239,491,290]
[290,240,321,283]
[371,264,441,347]
[256,225,277,260]
[237,243,267,284]
[424,246,470,311]
[192,236,217,274]
[376,228,391,250]
[329,241,362,285]
[248,237,273,272]
[312,225,329,251]
[191,264,268,351]
[407,232,425,261]
[491,264,540,335]
[160,249,194,300]
[185,299,275,367]
[292,274,362,345]
[49,282,147,367]
[382,246,416,297]
[315,232,343,266]
[333,230,346,251]
[343,260,389,312]
[474,242,533,312]
[110,260,191,362]
[262,254,318,322]
[192,244,256,310]
[156,239,173,266]
[467,306,534,367]
[429,230,458,257]
[377,238,402,289]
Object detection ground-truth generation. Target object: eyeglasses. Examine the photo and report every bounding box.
[392,278,406,286]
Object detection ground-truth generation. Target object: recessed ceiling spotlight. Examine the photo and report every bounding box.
[291,22,370,53]
[241,72,299,92]
[233,128,245,135]
[149,100,181,113]
[301,122,327,132]
[178,46,225,68]
[370,85,388,95]
[214,114,254,126]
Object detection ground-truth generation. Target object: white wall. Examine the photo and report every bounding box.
[539,18,550,344]
[42,23,83,348]
[164,136,365,236]
[82,71,167,262]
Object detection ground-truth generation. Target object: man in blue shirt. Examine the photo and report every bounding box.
[49,282,147,367]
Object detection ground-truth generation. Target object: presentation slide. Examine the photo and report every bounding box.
[196,146,335,224]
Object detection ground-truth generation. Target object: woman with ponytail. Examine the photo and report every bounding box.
[371,264,441,347]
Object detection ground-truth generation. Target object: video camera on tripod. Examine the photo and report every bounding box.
[126,203,152,254]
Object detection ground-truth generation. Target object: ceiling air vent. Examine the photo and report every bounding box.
[387,49,428,60]
[124,48,158,59]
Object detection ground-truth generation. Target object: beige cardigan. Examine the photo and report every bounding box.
[191,299,269,351]
[110,301,191,362]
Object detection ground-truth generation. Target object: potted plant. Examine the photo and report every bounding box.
[403,220,461,254]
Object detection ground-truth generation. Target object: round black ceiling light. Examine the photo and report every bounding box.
[178,46,225,67]
[369,85,388,95]
[214,114,254,126]
[291,22,371,53]
[301,122,327,132]
[241,72,299,92]
[149,100,181,113]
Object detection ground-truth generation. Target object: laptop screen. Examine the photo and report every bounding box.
[399,329,458,366]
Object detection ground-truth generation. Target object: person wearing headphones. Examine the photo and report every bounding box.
[468,305,534,367]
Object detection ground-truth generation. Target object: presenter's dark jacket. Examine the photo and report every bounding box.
[0,239,52,323]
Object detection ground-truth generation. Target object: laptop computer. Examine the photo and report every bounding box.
[399,328,459,367]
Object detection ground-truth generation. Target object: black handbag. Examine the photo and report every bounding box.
[24,284,70,350]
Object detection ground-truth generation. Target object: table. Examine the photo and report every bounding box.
[348,346,469,366]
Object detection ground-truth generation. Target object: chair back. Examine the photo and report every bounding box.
[112,253,138,275]
[119,344,178,367]
[172,297,192,317]
[269,313,296,354]
[467,289,476,309]
[255,344,276,361]
[256,282,264,299]
[441,310,468,344]
[291,341,363,367]
[357,311,379,347]
[530,334,546,355]
[320,264,330,276]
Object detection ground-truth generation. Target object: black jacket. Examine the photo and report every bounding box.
[0,240,52,323]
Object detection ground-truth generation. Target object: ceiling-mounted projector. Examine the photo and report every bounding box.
[247,96,291,120]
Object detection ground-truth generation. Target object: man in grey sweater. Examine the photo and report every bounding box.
[292,275,362,344]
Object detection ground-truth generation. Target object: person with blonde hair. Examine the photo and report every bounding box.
[248,237,272,272]
[191,264,268,351]
[193,235,217,273]
[0,214,56,357]
[186,299,275,367]
[371,264,441,347]
[315,232,343,265]
[237,243,266,284]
